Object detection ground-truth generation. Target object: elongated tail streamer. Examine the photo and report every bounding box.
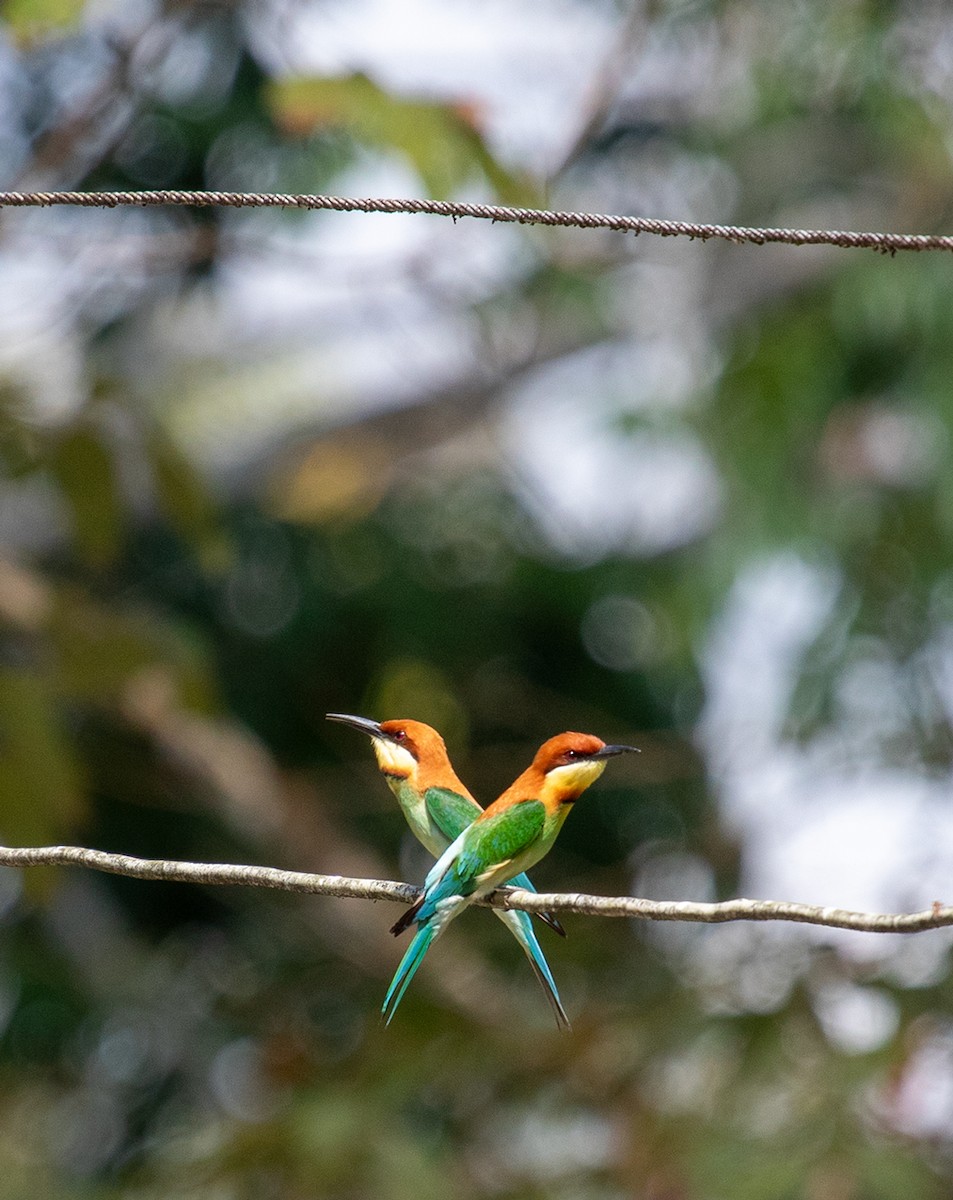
[382,923,435,1025]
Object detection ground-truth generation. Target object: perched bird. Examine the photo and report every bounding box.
[383,731,639,1028]
[326,713,568,1027]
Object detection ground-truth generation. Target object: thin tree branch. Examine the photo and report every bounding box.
[0,190,952,254]
[2,844,951,934]
[0,844,418,904]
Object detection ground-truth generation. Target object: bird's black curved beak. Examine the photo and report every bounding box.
[593,743,641,759]
[326,712,386,740]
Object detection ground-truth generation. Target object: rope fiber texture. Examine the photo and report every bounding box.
[2,190,952,254]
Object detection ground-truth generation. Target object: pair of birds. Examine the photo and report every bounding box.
[328,713,638,1029]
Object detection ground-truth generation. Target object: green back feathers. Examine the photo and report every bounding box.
[457,800,545,878]
[425,786,482,843]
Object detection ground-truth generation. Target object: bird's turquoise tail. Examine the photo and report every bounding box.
[508,871,566,937]
[381,922,436,1025]
[501,909,571,1031]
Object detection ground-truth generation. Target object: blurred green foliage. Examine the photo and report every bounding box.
[0,0,952,1197]
[267,73,536,203]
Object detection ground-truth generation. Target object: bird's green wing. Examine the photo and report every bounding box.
[427,787,565,937]
[408,800,547,926]
[457,800,545,880]
[424,786,482,843]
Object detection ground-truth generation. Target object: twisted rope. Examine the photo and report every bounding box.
[1,190,951,254]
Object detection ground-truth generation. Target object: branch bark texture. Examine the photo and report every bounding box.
[1,844,951,934]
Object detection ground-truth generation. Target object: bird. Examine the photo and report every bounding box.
[326,713,569,1027]
[382,730,639,1028]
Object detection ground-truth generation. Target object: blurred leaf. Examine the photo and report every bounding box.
[0,667,84,856]
[268,434,395,526]
[266,72,535,202]
[3,0,85,42]
[283,1087,456,1200]
[49,587,216,714]
[370,658,468,747]
[48,425,125,569]
[859,1140,948,1200]
[150,428,231,573]
[0,385,41,478]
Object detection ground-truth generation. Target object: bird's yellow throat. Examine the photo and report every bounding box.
[372,738,417,780]
[542,759,607,804]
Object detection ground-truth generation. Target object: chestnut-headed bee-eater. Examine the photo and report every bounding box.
[382,731,638,1028]
[326,713,569,1027]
